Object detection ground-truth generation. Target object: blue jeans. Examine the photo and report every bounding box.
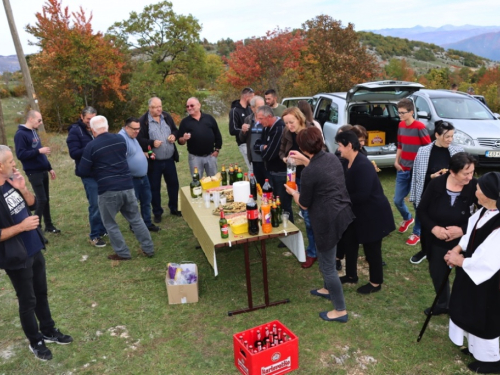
[268,171,294,223]
[98,189,154,257]
[297,177,316,258]
[81,177,107,239]
[147,158,179,217]
[132,176,153,228]
[393,170,420,236]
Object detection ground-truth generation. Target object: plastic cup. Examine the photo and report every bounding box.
[282,211,290,228]
[212,191,220,207]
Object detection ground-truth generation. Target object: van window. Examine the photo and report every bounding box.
[415,96,431,114]
[315,98,334,126]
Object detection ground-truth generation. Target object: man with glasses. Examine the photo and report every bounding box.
[393,98,431,247]
[119,118,160,232]
[67,106,107,247]
[178,97,222,178]
[138,97,181,223]
[229,87,254,173]
[14,111,60,239]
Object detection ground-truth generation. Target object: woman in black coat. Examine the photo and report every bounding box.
[335,131,395,294]
[417,152,478,316]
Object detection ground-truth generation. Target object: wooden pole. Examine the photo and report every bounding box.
[2,0,44,132]
[0,97,7,145]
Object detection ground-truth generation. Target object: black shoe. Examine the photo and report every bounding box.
[336,259,342,271]
[154,215,162,223]
[339,276,358,284]
[468,360,500,374]
[424,306,449,316]
[29,340,52,361]
[43,238,49,245]
[42,328,73,345]
[148,224,161,232]
[170,210,182,217]
[45,226,61,234]
[140,249,154,258]
[90,237,106,248]
[410,251,427,264]
[357,283,381,294]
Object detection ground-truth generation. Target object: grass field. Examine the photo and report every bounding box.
[0,97,488,374]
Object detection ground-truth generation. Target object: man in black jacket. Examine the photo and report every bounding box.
[0,145,72,361]
[229,87,254,173]
[137,97,181,223]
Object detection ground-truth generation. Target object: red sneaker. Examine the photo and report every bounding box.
[406,234,420,246]
[301,256,317,268]
[398,218,414,233]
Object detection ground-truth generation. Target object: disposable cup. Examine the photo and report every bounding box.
[282,211,290,228]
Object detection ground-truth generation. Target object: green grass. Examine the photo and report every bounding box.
[0,98,484,374]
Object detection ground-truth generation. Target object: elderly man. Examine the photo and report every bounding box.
[239,95,266,186]
[78,116,154,260]
[14,110,59,237]
[66,106,107,247]
[138,97,181,223]
[178,97,222,178]
[229,87,254,173]
[264,89,287,118]
[119,118,160,232]
[0,145,72,361]
[257,105,293,223]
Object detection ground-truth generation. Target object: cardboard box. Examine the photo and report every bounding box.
[165,264,199,304]
[367,130,386,146]
[233,320,299,375]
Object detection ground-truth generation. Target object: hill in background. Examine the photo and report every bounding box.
[444,31,500,62]
[0,55,21,73]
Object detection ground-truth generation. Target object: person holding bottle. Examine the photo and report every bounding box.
[284,127,355,322]
[280,107,318,268]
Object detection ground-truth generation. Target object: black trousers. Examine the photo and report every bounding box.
[427,243,450,309]
[341,222,384,284]
[5,251,55,345]
[27,171,53,228]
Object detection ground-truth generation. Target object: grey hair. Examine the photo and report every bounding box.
[250,96,264,108]
[0,145,12,163]
[82,106,97,117]
[90,115,109,131]
[26,110,39,121]
[256,105,274,117]
[148,97,161,106]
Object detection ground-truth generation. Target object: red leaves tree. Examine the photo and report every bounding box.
[26,0,129,130]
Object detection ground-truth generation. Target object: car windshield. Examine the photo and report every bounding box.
[431,97,494,120]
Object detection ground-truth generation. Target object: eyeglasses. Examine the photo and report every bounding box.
[397,111,409,115]
[186,104,196,108]
[127,126,141,131]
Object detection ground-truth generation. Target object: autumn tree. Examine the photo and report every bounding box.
[26,0,129,131]
[222,28,306,99]
[384,58,416,81]
[302,15,379,93]
[108,1,205,116]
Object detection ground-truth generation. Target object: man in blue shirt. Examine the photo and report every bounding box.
[0,145,72,361]
[78,116,154,260]
[119,118,160,232]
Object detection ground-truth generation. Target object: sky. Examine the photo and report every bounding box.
[1,0,499,56]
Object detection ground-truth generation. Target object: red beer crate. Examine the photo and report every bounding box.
[233,320,299,375]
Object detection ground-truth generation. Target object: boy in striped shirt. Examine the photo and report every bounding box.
[393,98,431,251]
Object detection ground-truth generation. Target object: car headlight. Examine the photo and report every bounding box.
[453,130,474,146]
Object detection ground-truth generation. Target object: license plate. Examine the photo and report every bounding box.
[485,151,500,158]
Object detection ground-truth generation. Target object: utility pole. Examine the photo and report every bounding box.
[2,0,44,132]
[0,97,7,145]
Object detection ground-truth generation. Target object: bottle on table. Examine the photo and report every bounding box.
[262,178,273,202]
[271,202,279,228]
[190,167,202,199]
[221,165,227,186]
[219,210,229,239]
[276,196,282,224]
[236,167,243,182]
[246,194,259,236]
[244,172,248,182]
[249,173,257,198]
[229,165,234,185]
[261,198,272,234]
[286,157,297,190]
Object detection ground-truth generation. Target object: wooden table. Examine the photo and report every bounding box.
[180,186,306,315]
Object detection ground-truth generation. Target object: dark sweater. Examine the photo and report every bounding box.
[78,132,133,195]
[66,119,95,177]
[178,113,222,156]
[417,174,478,249]
[229,100,252,145]
[260,118,286,173]
[14,125,52,174]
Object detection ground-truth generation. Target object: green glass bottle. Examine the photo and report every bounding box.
[190,167,202,199]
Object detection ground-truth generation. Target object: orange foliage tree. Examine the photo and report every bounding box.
[222,28,307,98]
[26,0,129,131]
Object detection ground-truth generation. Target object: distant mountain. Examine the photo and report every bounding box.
[0,55,20,73]
[444,32,500,62]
